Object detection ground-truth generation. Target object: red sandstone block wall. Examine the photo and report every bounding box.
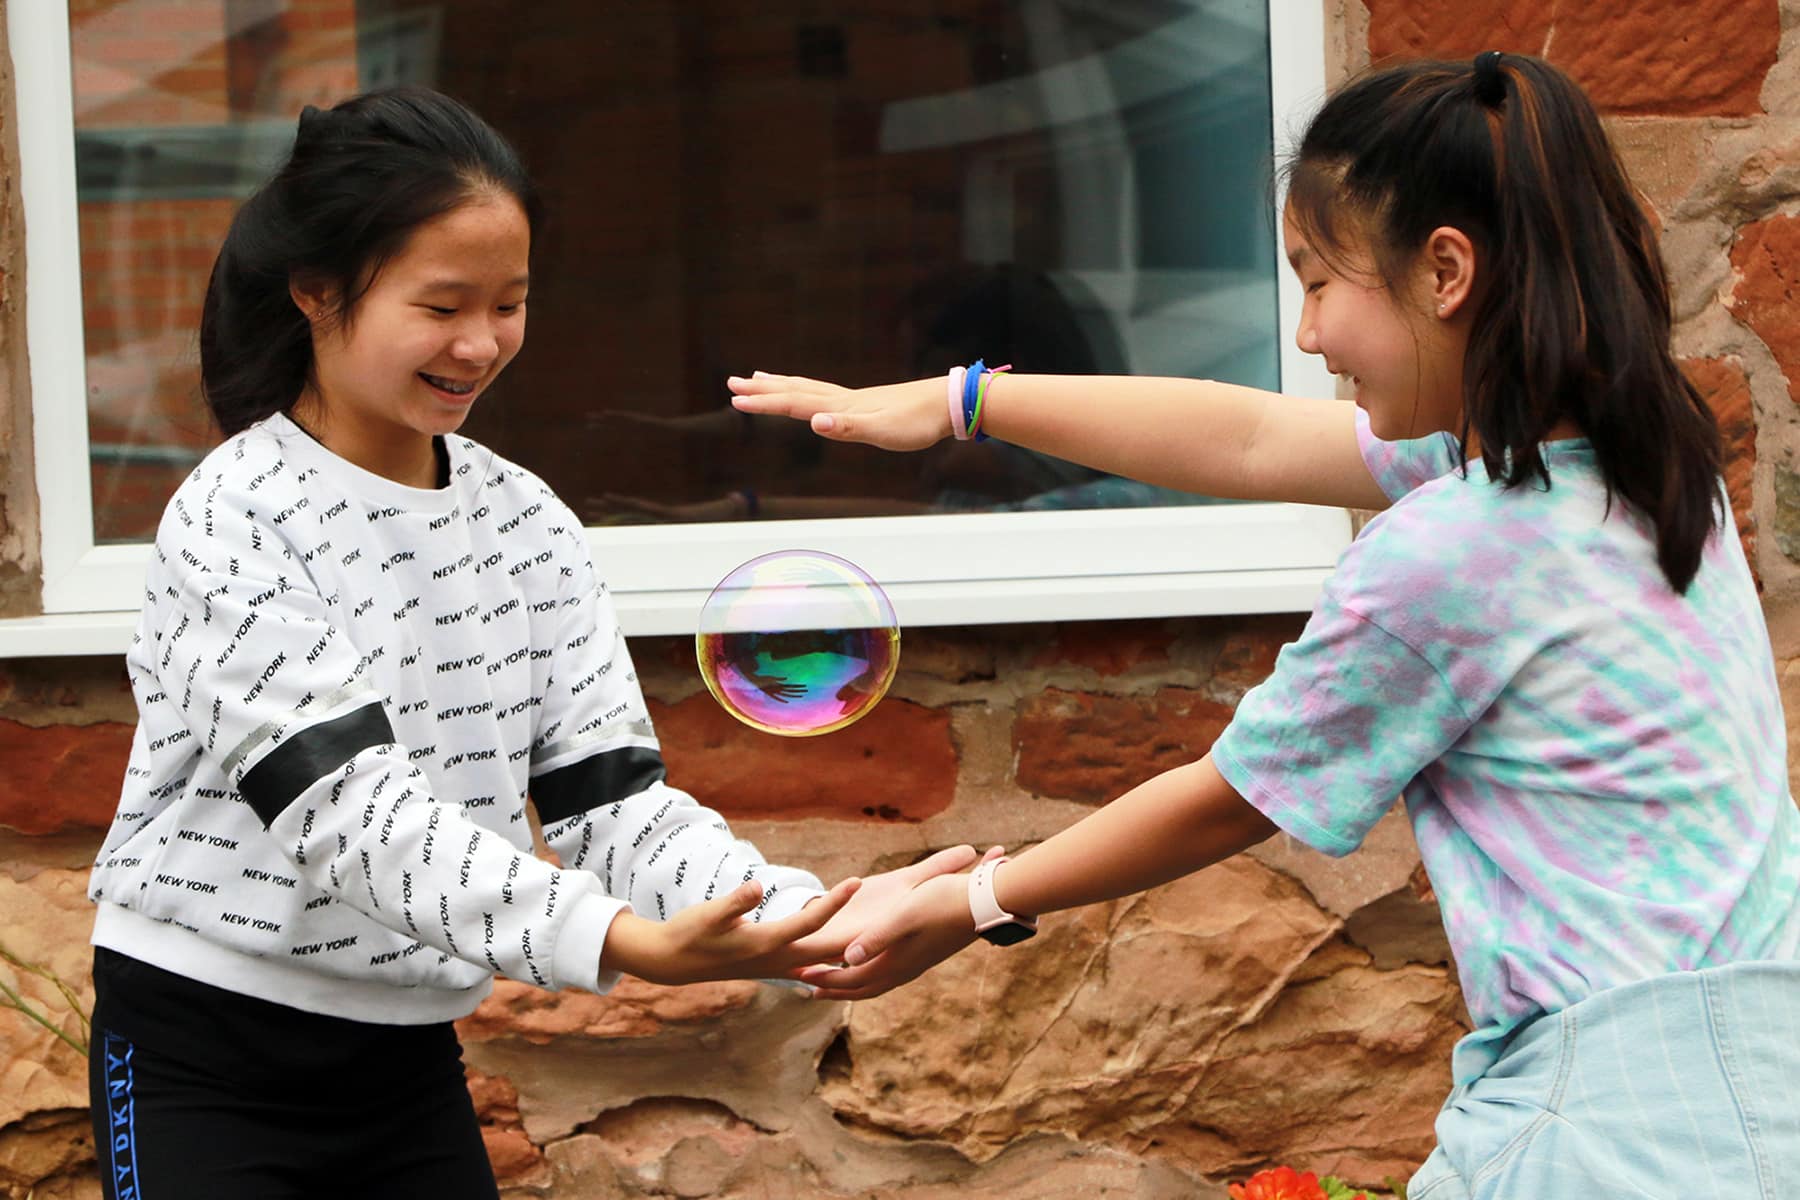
[7,0,1800,1196]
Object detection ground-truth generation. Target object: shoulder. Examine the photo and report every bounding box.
[1328,474,1504,623]
[446,437,571,519]
[182,420,299,494]
[1356,409,1463,501]
[155,421,309,552]
[447,436,584,545]
[1327,459,1605,654]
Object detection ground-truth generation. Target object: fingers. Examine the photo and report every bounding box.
[702,879,765,929]
[900,844,980,886]
[845,869,968,966]
[795,958,880,988]
[780,924,857,964]
[842,906,906,967]
[794,952,917,1001]
[754,877,863,968]
[726,372,838,407]
[729,372,933,450]
[980,844,1007,863]
[741,370,838,393]
[764,876,861,941]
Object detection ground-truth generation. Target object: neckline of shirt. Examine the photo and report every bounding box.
[1458,435,1597,486]
[263,412,462,514]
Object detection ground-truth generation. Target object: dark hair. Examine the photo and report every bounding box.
[199,88,543,436]
[1286,54,1722,592]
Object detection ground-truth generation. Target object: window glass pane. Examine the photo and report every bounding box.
[73,1,1278,543]
[72,0,362,542]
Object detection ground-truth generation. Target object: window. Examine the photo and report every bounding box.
[3,0,1344,656]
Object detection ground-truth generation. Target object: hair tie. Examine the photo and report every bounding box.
[1472,50,1507,107]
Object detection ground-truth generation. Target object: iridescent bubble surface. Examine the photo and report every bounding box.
[696,550,900,736]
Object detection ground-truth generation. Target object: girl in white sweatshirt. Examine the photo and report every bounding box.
[86,87,968,1200]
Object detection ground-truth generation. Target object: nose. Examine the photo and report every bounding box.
[452,316,500,367]
[1294,309,1320,357]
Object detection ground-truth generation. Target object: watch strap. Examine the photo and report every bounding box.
[967,857,1038,935]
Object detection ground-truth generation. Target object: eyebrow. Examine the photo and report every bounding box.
[418,276,531,291]
[1285,246,1312,271]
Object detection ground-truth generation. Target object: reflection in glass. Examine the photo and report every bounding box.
[72,1,1277,541]
[71,0,435,541]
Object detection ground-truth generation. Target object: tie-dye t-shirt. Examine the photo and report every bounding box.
[1211,413,1800,1083]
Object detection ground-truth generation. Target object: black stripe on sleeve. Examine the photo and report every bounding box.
[238,703,396,827]
[531,746,668,826]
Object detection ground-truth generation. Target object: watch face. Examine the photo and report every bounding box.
[979,921,1037,947]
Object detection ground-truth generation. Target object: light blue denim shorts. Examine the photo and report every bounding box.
[1409,961,1800,1200]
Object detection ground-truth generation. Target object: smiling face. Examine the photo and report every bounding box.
[1284,205,1469,442]
[293,191,530,485]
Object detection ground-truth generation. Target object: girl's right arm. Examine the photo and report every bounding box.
[728,372,1392,511]
[598,875,860,986]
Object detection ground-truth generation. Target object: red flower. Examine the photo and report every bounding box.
[1227,1166,1329,1200]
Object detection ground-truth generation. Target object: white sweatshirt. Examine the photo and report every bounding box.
[89,413,821,1023]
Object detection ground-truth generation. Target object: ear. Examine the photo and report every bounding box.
[288,272,335,325]
[1421,226,1478,320]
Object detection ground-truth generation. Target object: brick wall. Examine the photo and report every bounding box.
[6,2,1800,1198]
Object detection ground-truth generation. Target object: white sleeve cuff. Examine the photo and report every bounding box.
[552,892,631,994]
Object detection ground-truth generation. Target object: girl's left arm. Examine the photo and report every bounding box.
[988,756,1278,913]
[799,755,1279,1000]
[526,512,833,984]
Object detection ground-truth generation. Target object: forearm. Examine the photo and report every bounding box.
[593,874,864,988]
[597,908,656,976]
[989,755,1279,917]
[543,780,822,922]
[981,374,1387,509]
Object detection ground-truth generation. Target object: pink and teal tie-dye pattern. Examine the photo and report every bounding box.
[1211,412,1800,1083]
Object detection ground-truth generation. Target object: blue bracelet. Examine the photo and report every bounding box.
[962,358,989,442]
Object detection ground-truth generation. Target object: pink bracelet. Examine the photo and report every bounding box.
[947,366,970,440]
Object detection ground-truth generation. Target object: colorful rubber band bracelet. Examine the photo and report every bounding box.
[971,364,1012,441]
[947,366,970,440]
[962,358,987,442]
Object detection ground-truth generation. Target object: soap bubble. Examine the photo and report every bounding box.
[697,550,900,736]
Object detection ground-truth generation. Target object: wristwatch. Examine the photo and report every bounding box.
[967,857,1038,946]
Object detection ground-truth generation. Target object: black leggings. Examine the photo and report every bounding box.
[88,948,501,1200]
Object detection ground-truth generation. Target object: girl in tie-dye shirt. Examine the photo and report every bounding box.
[736,51,1800,1198]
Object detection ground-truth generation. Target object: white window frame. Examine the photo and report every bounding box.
[1,0,1342,657]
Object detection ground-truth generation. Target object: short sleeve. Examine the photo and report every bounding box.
[1210,594,1477,857]
[1357,408,1462,502]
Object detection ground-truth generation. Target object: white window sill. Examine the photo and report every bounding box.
[0,505,1347,656]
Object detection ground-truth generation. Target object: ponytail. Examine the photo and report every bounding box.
[1287,54,1722,593]
[199,89,542,436]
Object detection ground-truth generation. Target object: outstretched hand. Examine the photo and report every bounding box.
[602,875,861,986]
[794,844,1008,1001]
[795,844,980,958]
[727,372,948,451]
[794,872,977,1000]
